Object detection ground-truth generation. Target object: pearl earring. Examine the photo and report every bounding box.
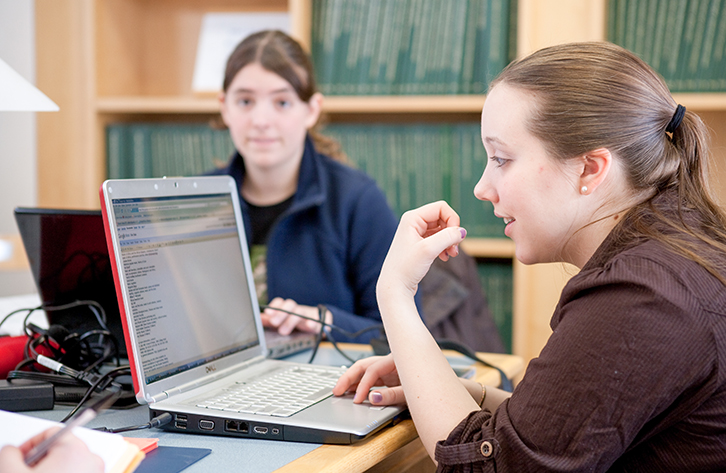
[581,186,588,194]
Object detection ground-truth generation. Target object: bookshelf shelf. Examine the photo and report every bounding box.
[325,95,486,114]
[672,94,726,112]
[96,97,220,114]
[95,94,488,115]
[461,238,516,259]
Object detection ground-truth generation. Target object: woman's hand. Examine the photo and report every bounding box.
[332,354,406,405]
[0,428,104,473]
[377,201,466,300]
[261,297,332,335]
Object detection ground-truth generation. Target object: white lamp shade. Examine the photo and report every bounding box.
[0,57,58,111]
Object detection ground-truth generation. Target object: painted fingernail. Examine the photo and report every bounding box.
[460,228,467,239]
[370,391,383,404]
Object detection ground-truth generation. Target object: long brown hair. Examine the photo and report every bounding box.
[491,41,726,283]
[222,30,346,162]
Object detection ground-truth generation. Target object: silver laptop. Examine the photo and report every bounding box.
[100,176,405,444]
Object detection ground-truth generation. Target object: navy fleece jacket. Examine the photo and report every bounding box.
[210,135,409,343]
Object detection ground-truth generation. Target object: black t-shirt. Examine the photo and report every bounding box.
[245,195,294,246]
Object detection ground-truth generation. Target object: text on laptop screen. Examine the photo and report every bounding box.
[111,193,258,384]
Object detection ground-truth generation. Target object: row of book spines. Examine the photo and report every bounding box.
[310,0,516,95]
[323,123,504,238]
[106,124,234,180]
[476,260,513,353]
[105,122,504,238]
[608,0,726,92]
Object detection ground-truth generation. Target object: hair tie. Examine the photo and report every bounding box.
[666,104,686,133]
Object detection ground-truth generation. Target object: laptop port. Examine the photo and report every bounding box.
[225,420,249,433]
[199,420,215,430]
[175,421,188,430]
[176,414,187,421]
[253,426,268,435]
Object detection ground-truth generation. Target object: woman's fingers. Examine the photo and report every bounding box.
[333,355,399,403]
[369,386,407,406]
[263,298,315,335]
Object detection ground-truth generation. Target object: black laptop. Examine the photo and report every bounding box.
[13,207,126,356]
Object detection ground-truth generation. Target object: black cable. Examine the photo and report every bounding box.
[78,329,120,369]
[13,302,120,374]
[307,305,327,363]
[259,305,384,340]
[260,304,384,364]
[60,366,130,423]
[436,339,513,392]
[6,369,86,387]
[259,305,512,390]
[94,412,173,433]
[43,300,110,333]
[324,329,358,364]
[0,305,42,332]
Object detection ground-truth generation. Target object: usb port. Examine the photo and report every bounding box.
[176,414,188,421]
[175,421,187,430]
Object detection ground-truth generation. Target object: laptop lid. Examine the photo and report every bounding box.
[13,207,125,356]
[100,176,268,404]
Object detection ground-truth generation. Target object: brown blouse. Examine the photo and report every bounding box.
[435,201,726,472]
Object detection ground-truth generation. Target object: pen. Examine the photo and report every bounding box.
[24,408,97,466]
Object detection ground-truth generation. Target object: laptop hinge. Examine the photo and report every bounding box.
[148,355,267,403]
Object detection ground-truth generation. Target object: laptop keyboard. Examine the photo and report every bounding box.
[195,366,346,417]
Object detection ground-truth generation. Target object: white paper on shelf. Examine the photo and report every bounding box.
[0,58,59,111]
[192,12,291,94]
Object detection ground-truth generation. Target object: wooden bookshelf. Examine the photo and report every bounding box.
[35,0,726,365]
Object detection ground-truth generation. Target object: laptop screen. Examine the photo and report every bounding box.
[13,208,124,354]
[110,192,259,385]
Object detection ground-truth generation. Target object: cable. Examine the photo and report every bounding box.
[11,301,121,373]
[260,304,384,364]
[6,370,86,387]
[436,339,513,392]
[36,355,105,387]
[306,305,326,363]
[324,329,358,364]
[59,366,130,423]
[0,305,43,332]
[259,305,384,341]
[43,300,110,333]
[260,305,513,391]
[94,412,173,433]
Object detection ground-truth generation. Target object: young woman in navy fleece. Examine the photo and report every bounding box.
[210,30,399,344]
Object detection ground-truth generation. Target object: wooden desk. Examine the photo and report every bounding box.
[276,349,524,473]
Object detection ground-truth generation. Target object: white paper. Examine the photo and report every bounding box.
[192,12,291,93]
[0,58,59,111]
[0,410,130,473]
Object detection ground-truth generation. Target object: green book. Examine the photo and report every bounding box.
[311,0,514,95]
[106,124,129,179]
[105,123,235,180]
[477,259,513,353]
[130,125,152,178]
